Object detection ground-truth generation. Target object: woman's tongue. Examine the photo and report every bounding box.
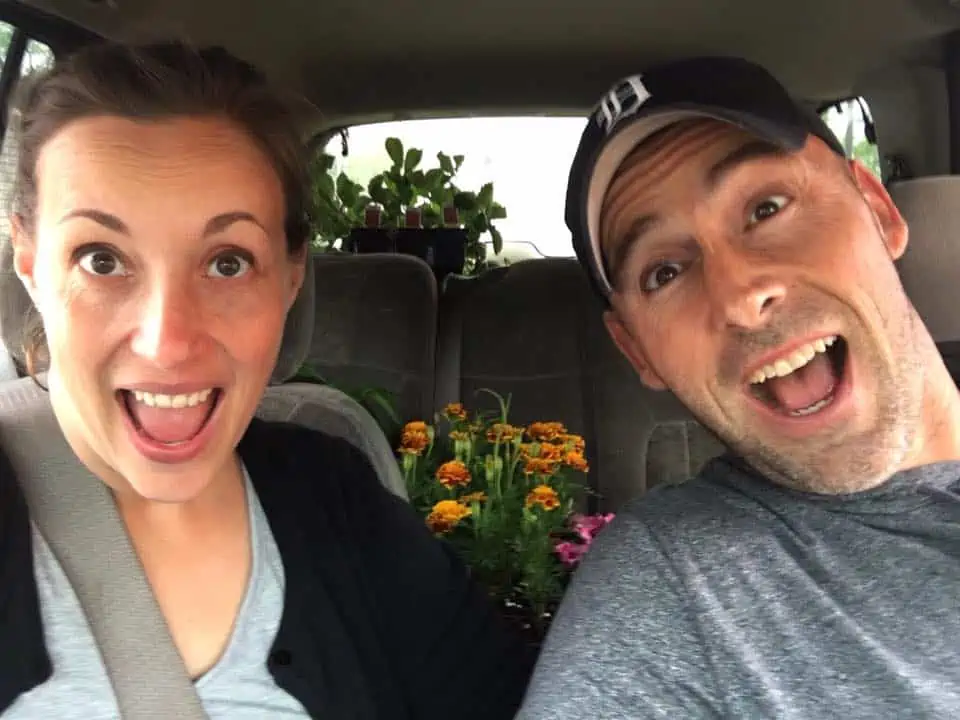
[764,351,838,414]
[128,395,214,444]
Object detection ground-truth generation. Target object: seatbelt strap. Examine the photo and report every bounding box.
[0,378,208,719]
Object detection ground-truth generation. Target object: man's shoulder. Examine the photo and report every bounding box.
[594,456,777,560]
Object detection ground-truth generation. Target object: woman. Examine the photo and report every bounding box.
[0,41,530,718]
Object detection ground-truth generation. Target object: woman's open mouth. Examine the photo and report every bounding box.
[747,335,849,418]
[118,387,223,461]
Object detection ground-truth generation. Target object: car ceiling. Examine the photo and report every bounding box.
[12,0,960,133]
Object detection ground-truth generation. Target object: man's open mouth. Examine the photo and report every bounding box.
[747,335,848,417]
[119,388,223,446]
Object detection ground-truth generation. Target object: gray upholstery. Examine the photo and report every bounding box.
[256,382,407,499]
[307,252,438,424]
[890,176,960,343]
[437,258,723,513]
[890,176,960,382]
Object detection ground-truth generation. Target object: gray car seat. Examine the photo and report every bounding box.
[436,257,724,513]
[889,176,960,382]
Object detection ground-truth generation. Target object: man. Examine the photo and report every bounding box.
[516,56,960,718]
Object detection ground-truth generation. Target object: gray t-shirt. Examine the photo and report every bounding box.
[517,455,960,719]
[4,466,310,719]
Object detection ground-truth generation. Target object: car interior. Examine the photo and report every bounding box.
[0,0,958,520]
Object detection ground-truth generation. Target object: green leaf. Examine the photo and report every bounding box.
[408,170,426,190]
[336,172,359,208]
[316,173,336,201]
[453,155,465,170]
[316,153,336,173]
[453,191,478,212]
[368,176,390,205]
[404,148,423,174]
[385,137,404,168]
[490,226,504,255]
[478,182,494,208]
[438,152,454,174]
[490,202,507,220]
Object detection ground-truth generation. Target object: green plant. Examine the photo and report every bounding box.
[310,138,508,275]
[397,391,613,645]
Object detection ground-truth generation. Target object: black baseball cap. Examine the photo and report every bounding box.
[566,56,846,302]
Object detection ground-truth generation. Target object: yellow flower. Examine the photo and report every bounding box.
[460,491,487,504]
[436,460,472,488]
[487,423,521,443]
[527,422,567,442]
[564,451,590,473]
[524,457,560,477]
[443,403,468,421]
[426,499,472,534]
[525,484,561,511]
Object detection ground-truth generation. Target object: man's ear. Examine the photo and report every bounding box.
[849,159,908,261]
[10,214,38,301]
[603,310,667,390]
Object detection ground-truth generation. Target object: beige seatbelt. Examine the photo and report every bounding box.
[0,377,208,719]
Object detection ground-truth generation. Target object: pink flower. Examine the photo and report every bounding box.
[570,513,615,543]
[554,541,589,568]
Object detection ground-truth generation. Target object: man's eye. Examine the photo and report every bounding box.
[642,262,684,292]
[78,249,125,277]
[748,195,790,226]
[208,252,251,279]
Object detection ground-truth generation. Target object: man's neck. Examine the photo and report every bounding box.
[904,343,960,472]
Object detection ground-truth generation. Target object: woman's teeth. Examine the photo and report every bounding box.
[130,388,214,409]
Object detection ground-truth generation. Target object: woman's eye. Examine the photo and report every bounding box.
[78,249,125,277]
[208,252,251,279]
[748,195,790,226]
[642,262,684,292]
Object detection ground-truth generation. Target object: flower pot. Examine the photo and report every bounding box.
[346,227,467,283]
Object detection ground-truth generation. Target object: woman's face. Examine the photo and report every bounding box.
[12,115,305,503]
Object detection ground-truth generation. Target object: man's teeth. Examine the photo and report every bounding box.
[131,388,214,409]
[749,336,837,385]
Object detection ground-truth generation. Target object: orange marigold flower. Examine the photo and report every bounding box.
[564,451,590,473]
[524,457,560,476]
[487,423,521,443]
[526,484,561,511]
[559,433,586,454]
[460,491,487,504]
[527,421,567,442]
[535,443,564,461]
[426,499,472,534]
[436,460,472,488]
[449,430,471,442]
[404,421,428,433]
[443,403,468,421]
[399,429,429,455]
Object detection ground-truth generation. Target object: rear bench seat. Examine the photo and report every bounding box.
[437,257,723,512]
[889,177,960,380]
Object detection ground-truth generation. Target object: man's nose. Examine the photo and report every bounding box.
[704,244,787,331]
[130,283,205,368]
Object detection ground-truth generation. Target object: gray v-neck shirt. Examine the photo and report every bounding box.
[518,456,960,719]
[5,466,310,719]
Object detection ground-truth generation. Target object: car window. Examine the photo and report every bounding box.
[322,117,588,263]
[820,97,882,178]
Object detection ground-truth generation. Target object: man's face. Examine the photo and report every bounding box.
[601,119,925,494]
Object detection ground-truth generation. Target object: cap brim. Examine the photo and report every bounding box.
[583,107,804,296]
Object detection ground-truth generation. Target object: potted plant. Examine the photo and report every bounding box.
[309,137,507,277]
[396,390,614,653]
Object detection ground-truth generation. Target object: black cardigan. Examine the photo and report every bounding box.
[0,418,532,718]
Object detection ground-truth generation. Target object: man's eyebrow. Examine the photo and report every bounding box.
[706,139,788,190]
[58,209,266,237]
[604,214,659,290]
